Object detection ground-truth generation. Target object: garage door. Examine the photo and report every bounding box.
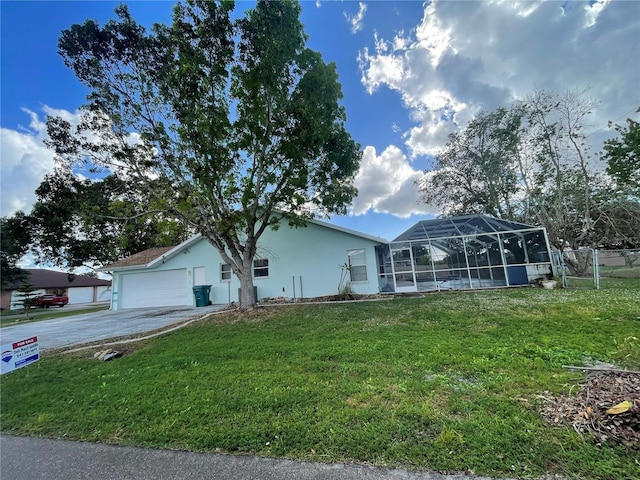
[120,269,190,309]
[68,287,94,304]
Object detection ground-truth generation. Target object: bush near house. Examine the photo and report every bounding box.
[1,280,638,479]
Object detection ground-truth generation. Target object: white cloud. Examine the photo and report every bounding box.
[351,145,437,218]
[344,2,367,34]
[358,0,640,160]
[0,106,114,217]
[0,108,60,217]
[584,0,611,27]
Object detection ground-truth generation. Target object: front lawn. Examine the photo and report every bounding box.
[1,284,638,479]
[0,305,109,328]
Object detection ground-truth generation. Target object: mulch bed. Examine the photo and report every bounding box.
[538,370,640,448]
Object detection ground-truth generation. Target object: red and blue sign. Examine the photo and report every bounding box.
[0,336,39,375]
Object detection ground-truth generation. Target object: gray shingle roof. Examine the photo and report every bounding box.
[100,246,175,270]
[5,269,111,290]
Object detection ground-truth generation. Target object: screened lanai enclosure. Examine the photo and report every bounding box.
[376,215,553,293]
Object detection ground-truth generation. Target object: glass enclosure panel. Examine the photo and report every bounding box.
[394,272,415,288]
[501,233,527,264]
[434,269,469,289]
[464,234,502,267]
[392,249,413,272]
[375,244,390,271]
[467,267,507,287]
[448,238,466,268]
[490,267,506,282]
[431,246,450,270]
[484,235,504,266]
[523,231,550,262]
[415,270,436,283]
[435,269,465,281]
[412,242,432,270]
[378,273,394,292]
[468,268,482,288]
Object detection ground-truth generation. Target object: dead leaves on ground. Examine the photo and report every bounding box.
[538,372,640,448]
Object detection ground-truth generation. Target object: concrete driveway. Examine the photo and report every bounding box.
[0,305,227,350]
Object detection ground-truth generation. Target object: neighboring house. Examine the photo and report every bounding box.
[99,219,387,310]
[2,269,112,310]
[100,215,555,311]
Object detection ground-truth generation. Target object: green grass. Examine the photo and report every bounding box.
[1,284,639,479]
[0,305,109,328]
[600,266,640,279]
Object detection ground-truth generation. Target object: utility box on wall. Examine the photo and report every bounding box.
[238,286,258,303]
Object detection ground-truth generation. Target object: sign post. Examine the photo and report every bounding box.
[1,336,40,375]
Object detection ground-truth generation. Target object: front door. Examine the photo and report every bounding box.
[391,248,417,292]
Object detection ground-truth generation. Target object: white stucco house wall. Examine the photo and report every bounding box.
[99,218,386,310]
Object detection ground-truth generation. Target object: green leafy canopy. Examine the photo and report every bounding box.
[603,113,640,192]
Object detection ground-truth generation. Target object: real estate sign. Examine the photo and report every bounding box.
[1,336,39,375]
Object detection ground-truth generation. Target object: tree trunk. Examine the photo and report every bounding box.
[238,264,257,310]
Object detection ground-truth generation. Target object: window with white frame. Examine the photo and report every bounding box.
[220,263,232,282]
[253,258,269,278]
[347,249,367,282]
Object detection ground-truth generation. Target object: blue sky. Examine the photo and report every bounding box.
[2,0,639,247]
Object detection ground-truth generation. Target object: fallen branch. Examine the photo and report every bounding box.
[562,365,640,375]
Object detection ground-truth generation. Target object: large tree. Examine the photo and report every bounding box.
[21,169,187,270]
[603,113,640,193]
[0,215,30,291]
[419,107,524,219]
[521,89,599,248]
[419,89,640,249]
[47,1,361,309]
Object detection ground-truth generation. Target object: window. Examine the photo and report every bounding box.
[348,249,367,282]
[220,263,231,282]
[253,258,269,278]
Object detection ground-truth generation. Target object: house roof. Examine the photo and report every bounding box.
[307,217,388,243]
[5,269,111,290]
[100,246,175,270]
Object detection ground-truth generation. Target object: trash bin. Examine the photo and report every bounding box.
[192,285,212,307]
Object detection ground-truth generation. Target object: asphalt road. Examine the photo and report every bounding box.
[0,436,500,480]
[0,304,226,350]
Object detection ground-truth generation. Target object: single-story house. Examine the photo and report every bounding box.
[2,269,112,310]
[100,215,555,311]
[99,218,386,310]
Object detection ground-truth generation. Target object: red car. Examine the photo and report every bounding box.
[36,294,69,308]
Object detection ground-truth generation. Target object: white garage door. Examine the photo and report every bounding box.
[96,286,112,302]
[120,269,190,309]
[68,287,94,304]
